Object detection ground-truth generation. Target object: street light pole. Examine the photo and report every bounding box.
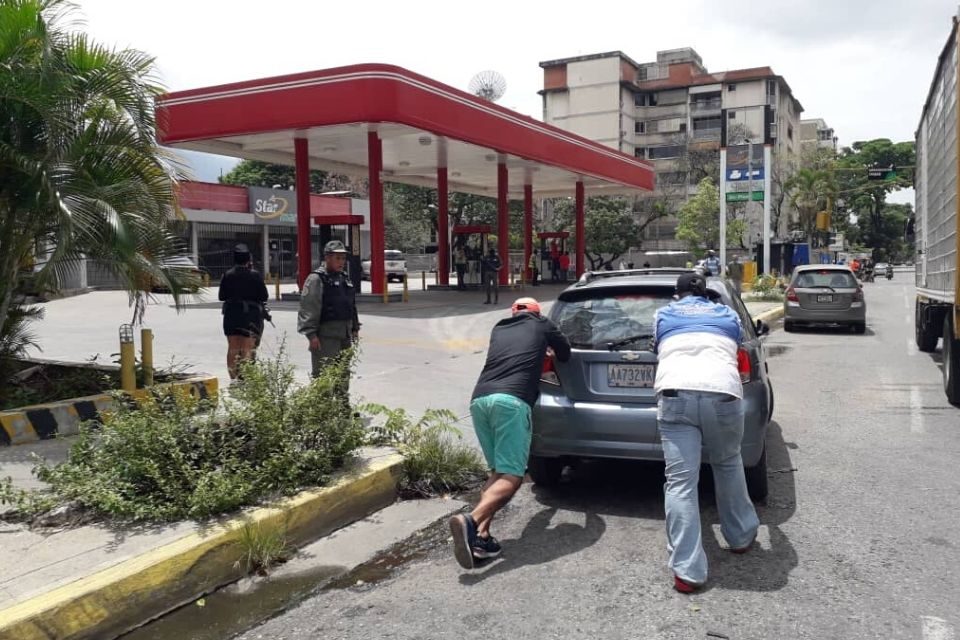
[719,148,727,271]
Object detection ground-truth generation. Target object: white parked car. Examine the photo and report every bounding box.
[362,250,407,282]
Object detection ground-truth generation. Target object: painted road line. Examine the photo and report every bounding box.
[921,616,955,640]
[910,386,925,434]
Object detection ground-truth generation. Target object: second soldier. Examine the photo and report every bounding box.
[297,240,361,388]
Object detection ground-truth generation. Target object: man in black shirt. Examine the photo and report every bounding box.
[481,248,502,305]
[448,297,571,569]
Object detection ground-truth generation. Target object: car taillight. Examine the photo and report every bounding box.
[737,348,753,383]
[852,287,863,302]
[541,355,560,385]
[786,287,799,302]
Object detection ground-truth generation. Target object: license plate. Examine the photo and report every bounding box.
[817,294,833,303]
[607,363,656,388]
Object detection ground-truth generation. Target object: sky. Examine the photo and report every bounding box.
[73,0,957,203]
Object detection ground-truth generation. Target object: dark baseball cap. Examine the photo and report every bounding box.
[676,272,707,297]
[324,240,348,254]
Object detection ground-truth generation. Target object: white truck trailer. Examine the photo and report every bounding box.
[915,12,960,405]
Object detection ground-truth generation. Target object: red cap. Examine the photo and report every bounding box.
[512,297,541,315]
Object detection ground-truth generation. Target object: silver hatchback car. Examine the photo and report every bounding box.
[783,265,866,333]
[530,269,774,500]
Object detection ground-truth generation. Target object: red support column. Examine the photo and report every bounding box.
[368,131,385,295]
[437,167,449,286]
[575,181,585,278]
[523,184,533,283]
[295,137,311,290]
[497,162,509,286]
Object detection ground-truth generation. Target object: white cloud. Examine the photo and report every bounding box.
[72,0,954,186]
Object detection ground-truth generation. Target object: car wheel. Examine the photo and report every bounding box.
[744,446,768,501]
[852,322,866,335]
[527,456,565,487]
[783,320,796,332]
[916,301,939,352]
[944,315,960,406]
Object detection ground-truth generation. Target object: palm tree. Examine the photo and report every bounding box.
[786,168,836,244]
[0,0,192,343]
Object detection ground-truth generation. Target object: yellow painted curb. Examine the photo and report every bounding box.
[0,451,402,640]
[755,306,785,326]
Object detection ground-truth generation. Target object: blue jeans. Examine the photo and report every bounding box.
[657,389,759,585]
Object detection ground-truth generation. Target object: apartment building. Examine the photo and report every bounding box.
[540,48,804,249]
[800,118,838,152]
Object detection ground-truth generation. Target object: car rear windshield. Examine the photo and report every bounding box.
[385,251,404,260]
[793,270,857,288]
[552,290,675,350]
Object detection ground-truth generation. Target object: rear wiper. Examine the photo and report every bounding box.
[606,334,654,351]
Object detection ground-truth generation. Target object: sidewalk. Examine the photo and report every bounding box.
[0,448,404,640]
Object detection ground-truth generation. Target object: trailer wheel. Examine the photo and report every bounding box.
[916,301,940,352]
[944,315,960,406]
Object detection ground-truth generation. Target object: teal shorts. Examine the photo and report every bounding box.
[469,393,532,477]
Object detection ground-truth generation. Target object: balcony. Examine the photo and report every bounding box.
[692,128,721,141]
[690,99,722,114]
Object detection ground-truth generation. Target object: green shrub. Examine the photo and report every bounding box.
[24,346,366,522]
[750,274,785,301]
[363,405,485,498]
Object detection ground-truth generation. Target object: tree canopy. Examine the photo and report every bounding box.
[675,178,746,254]
[0,0,192,344]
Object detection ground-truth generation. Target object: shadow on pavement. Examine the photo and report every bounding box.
[704,420,799,593]
[458,506,606,585]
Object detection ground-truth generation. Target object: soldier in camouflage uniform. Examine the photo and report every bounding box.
[297,241,360,384]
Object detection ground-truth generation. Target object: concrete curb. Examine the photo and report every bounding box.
[754,305,785,326]
[0,450,403,640]
[0,376,218,446]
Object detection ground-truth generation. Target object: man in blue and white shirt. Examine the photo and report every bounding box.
[652,272,759,593]
[703,250,722,276]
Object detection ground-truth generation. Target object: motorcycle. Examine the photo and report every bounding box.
[886,269,893,280]
[863,269,875,283]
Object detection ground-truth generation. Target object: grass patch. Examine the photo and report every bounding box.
[363,405,485,498]
[236,521,292,575]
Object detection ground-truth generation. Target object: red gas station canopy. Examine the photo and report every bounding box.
[157,64,654,198]
[156,64,655,291]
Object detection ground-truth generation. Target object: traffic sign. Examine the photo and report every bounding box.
[867,165,896,180]
[725,191,764,202]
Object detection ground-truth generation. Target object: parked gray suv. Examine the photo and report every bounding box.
[530,269,774,500]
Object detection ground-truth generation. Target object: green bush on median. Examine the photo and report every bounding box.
[363,404,485,498]
[5,346,367,522]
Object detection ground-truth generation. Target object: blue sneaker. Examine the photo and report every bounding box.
[449,514,477,569]
[472,534,502,559]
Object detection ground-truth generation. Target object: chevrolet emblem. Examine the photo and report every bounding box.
[621,352,641,361]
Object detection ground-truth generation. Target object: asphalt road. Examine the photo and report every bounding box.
[234,276,960,640]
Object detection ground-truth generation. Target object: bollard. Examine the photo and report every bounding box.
[274,274,281,301]
[141,328,154,387]
[421,270,426,291]
[383,272,389,304]
[119,324,136,392]
[403,274,409,303]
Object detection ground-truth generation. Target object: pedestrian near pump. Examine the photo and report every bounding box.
[528,249,540,286]
[481,248,502,304]
[703,250,722,276]
[454,245,468,291]
[219,244,269,380]
[559,251,571,282]
[653,272,759,593]
[449,298,571,569]
[297,240,360,384]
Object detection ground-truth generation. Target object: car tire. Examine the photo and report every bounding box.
[744,446,768,501]
[916,301,939,352]
[852,322,866,335]
[783,320,796,333]
[944,315,960,406]
[527,456,565,487]
[767,382,775,422]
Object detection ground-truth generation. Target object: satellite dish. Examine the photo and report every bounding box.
[468,70,507,102]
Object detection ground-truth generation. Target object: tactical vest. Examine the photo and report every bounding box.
[317,270,356,322]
